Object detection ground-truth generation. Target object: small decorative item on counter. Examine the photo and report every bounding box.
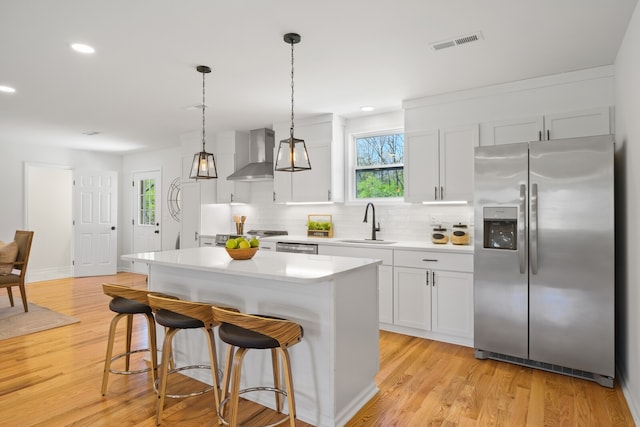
[225,236,259,259]
[431,225,449,244]
[233,215,246,235]
[451,223,470,245]
[307,214,333,238]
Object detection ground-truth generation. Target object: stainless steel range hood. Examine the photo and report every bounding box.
[227,128,275,181]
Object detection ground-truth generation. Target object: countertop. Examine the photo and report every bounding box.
[122,246,382,284]
[261,234,474,254]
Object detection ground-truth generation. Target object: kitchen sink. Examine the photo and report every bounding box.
[339,239,396,245]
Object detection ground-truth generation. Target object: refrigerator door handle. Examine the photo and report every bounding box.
[531,183,539,275]
[519,184,526,274]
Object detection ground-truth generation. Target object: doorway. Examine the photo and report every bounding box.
[131,170,162,274]
[25,164,73,281]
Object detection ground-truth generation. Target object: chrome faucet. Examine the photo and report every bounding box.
[363,202,381,240]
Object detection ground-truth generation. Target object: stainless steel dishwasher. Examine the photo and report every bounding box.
[275,241,319,254]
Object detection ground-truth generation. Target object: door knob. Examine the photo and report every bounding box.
[111,226,116,230]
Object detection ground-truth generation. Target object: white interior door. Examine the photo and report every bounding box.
[73,170,118,277]
[131,171,162,274]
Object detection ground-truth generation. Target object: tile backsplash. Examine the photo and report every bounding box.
[202,201,473,243]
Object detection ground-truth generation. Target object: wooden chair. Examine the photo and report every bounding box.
[101,283,161,396]
[147,294,236,426]
[0,230,34,312]
[212,306,303,427]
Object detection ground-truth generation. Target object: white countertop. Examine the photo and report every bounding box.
[122,246,381,284]
[262,234,475,254]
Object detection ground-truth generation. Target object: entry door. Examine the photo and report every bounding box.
[73,170,118,277]
[132,171,162,274]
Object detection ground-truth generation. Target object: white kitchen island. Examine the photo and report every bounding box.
[122,246,381,427]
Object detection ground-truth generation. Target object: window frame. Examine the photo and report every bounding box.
[347,128,405,204]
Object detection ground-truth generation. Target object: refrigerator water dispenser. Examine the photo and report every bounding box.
[483,207,517,250]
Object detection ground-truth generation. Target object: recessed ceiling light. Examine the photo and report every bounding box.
[0,85,16,93]
[71,43,95,54]
[360,106,375,112]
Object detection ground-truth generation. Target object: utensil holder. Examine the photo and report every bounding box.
[235,223,244,235]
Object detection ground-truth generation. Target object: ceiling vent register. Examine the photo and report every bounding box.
[430,31,483,51]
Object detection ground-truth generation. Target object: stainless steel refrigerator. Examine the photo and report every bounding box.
[473,134,615,387]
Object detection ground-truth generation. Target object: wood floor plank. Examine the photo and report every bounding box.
[0,273,635,426]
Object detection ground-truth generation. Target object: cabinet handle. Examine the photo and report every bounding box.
[328,189,331,201]
[538,130,542,141]
[547,129,550,140]
[273,191,276,202]
[426,271,429,286]
[434,186,438,200]
[432,271,436,287]
[440,186,444,200]
[195,231,199,241]
[230,193,234,203]
[422,259,438,262]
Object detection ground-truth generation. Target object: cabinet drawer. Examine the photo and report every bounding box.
[199,236,216,247]
[318,245,393,265]
[394,250,473,272]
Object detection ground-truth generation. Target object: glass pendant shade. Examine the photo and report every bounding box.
[189,64,217,180]
[189,149,217,179]
[274,32,311,173]
[275,136,311,172]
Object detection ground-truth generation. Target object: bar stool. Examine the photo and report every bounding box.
[101,283,158,396]
[212,306,304,427]
[147,294,232,426]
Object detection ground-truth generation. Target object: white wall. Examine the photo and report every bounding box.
[120,146,182,271]
[26,165,72,280]
[0,143,122,282]
[614,1,640,423]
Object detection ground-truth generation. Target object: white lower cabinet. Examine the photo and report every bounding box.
[392,250,474,346]
[430,270,473,338]
[393,267,431,330]
[378,265,394,324]
[314,243,474,346]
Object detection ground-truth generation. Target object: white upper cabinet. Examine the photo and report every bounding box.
[405,124,478,202]
[215,131,251,203]
[544,107,611,140]
[480,107,611,146]
[273,114,344,203]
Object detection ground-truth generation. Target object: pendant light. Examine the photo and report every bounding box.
[189,65,218,180]
[275,33,311,172]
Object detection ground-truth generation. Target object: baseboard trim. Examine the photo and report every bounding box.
[27,266,73,283]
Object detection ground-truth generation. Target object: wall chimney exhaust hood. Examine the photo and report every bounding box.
[227,128,275,181]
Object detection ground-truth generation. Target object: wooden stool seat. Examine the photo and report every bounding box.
[109,297,153,315]
[101,283,158,396]
[155,309,204,329]
[213,307,303,427]
[147,294,235,426]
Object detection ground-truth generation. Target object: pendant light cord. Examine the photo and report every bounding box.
[290,40,295,140]
[202,70,206,151]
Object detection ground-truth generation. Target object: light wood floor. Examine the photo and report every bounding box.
[0,273,634,426]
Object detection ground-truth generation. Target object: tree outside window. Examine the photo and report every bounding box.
[355,132,404,199]
[139,179,156,225]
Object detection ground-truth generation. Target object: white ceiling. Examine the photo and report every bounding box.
[1,0,637,154]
